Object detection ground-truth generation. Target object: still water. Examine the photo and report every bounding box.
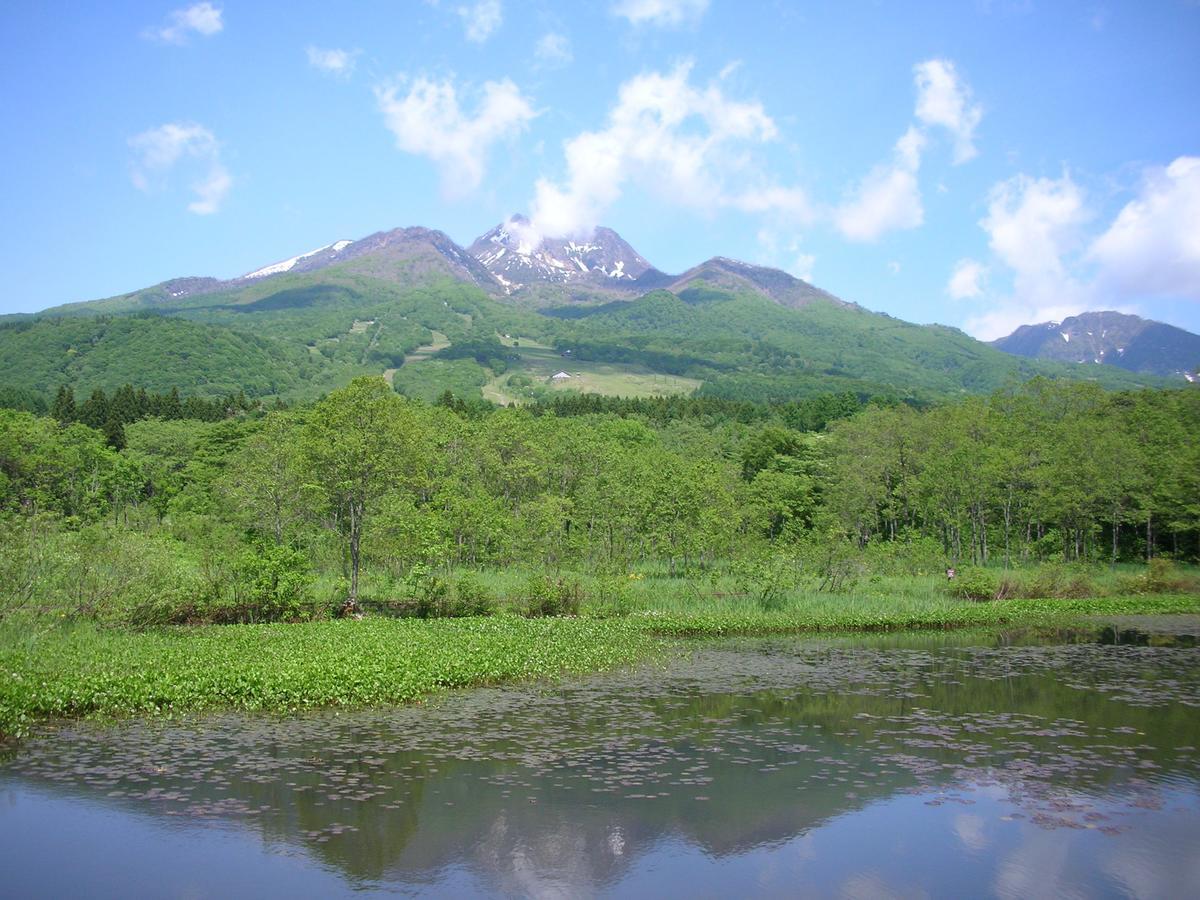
[2,620,1198,898]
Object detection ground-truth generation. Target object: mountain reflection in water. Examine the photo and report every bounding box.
[2,625,1198,898]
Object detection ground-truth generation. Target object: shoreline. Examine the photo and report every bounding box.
[3,593,1197,741]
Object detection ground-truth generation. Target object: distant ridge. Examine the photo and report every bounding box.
[2,218,1173,409]
[100,216,853,316]
[991,311,1200,381]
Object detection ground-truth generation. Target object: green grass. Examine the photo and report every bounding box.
[620,593,1200,637]
[481,344,702,404]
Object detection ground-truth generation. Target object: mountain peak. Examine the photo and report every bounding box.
[992,310,1200,379]
[668,256,851,311]
[467,218,658,294]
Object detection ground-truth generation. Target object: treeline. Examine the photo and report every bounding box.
[522,390,881,431]
[46,384,261,448]
[826,380,1200,563]
[1,377,1197,626]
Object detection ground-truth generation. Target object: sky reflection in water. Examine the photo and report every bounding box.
[1,625,1198,898]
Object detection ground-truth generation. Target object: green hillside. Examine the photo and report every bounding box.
[0,255,1171,409]
[542,286,1163,402]
[0,315,328,400]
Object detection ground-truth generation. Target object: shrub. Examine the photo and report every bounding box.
[796,532,863,594]
[383,571,497,618]
[221,543,318,623]
[1020,563,1098,599]
[588,573,635,618]
[948,568,998,601]
[522,573,583,617]
[730,553,802,610]
[861,533,947,577]
[1117,558,1198,595]
[447,574,497,617]
[406,568,450,619]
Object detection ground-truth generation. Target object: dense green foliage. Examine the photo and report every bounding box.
[0,315,326,400]
[1,372,1197,736]
[826,379,1200,564]
[2,377,1196,635]
[2,252,1195,740]
[545,288,1164,402]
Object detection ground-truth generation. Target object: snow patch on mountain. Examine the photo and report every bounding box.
[242,240,351,280]
[467,217,654,293]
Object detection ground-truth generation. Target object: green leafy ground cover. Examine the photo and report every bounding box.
[0,617,660,740]
[3,592,1196,740]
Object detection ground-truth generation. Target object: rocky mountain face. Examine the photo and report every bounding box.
[154,227,498,302]
[463,216,844,312]
[466,216,660,294]
[991,311,1200,380]
[76,216,845,315]
[331,227,498,290]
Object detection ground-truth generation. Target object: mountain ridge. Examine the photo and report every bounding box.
[43,218,846,318]
[0,220,1176,409]
[991,311,1199,381]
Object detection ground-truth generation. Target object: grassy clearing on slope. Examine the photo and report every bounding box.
[482,344,702,404]
[402,330,451,364]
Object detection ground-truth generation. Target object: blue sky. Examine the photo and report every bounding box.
[2,0,1198,338]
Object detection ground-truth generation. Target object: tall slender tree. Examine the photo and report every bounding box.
[300,377,424,610]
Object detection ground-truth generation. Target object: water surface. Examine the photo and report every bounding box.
[2,622,1198,898]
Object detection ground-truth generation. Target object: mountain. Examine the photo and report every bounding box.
[666,257,850,311]
[467,216,660,295]
[463,217,851,315]
[992,311,1200,381]
[0,222,1174,408]
[49,226,500,315]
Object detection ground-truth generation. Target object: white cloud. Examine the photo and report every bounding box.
[142,2,223,44]
[983,172,1088,293]
[375,76,535,196]
[887,260,901,275]
[612,0,709,27]
[833,60,981,242]
[526,62,811,240]
[757,229,816,281]
[458,0,502,43]
[731,185,814,219]
[914,59,983,164]
[959,159,1199,340]
[306,46,359,78]
[1089,156,1200,299]
[947,258,986,299]
[534,32,573,68]
[963,172,1091,338]
[188,166,233,215]
[834,127,925,242]
[966,301,1092,342]
[128,122,231,215]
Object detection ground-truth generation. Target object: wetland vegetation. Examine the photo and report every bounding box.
[3,625,1199,896]
[1,375,1197,736]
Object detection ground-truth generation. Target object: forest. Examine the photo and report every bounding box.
[2,375,1197,630]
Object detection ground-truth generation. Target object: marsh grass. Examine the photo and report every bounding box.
[3,560,1196,740]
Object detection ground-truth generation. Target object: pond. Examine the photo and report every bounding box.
[2,619,1198,898]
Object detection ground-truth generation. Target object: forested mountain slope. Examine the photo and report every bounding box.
[0,224,1172,407]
